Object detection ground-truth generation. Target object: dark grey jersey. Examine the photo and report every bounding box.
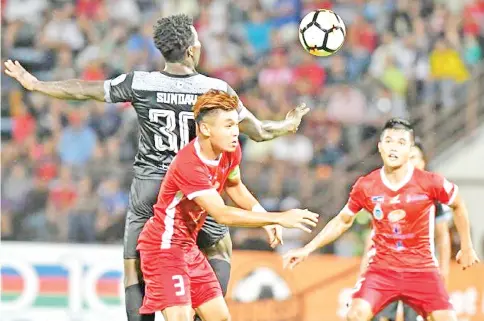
[104,71,248,179]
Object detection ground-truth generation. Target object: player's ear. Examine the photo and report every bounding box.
[377,141,382,154]
[187,46,194,59]
[199,122,211,137]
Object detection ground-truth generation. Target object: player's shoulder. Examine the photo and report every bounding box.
[129,71,166,89]
[354,168,381,187]
[411,167,442,183]
[193,73,229,92]
[174,140,199,165]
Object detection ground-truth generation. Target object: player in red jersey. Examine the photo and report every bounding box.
[282,118,479,321]
[361,138,453,321]
[138,89,318,321]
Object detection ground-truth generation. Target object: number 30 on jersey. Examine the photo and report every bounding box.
[149,109,195,153]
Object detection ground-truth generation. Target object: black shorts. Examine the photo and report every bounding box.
[374,301,420,321]
[197,215,229,249]
[124,177,230,259]
[123,177,162,259]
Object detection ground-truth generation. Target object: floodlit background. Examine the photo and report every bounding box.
[1,0,483,320]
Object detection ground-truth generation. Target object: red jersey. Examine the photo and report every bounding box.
[345,164,458,272]
[138,138,241,251]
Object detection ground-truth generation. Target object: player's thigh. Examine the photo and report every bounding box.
[124,178,162,284]
[188,248,224,310]
[373,301,399,321]
[197,217,230,261]
[194,296,230,321]
[428,310,457,321]
[139,248,191,314]
[201,232,232,262]
[162,305,193,321]
[351,268,401,319]
[123,211,149,286]
[401,270,453,319]
[402,303,420,321]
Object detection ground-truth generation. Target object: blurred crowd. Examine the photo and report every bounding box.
[2,0,484,256]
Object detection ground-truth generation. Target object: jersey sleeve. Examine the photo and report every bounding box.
[429,173,459,206]
[227,84,249,122]
[173,162,216,200]
[343,177,365,215]
[103,72,135,103]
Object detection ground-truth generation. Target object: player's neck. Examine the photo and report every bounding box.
[196,137,222,163]
[382,162,411,185]
[163,63,196,75]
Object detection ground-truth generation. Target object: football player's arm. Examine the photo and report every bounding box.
[177,164,318,231]
[435,221,451,282]
[435,203,451,283]
[447,194,473,250]
[224,162,284,247]
[302,179,364,254]
[227,85,309,142]
[33,79,106,101]
[4,60,133,102]
[192,192,317,231]
[224,165,260,211]
[303,207,357,254]
[432,175,472,251]
[432,174,479,268]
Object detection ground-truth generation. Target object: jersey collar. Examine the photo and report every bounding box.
[194,138,222,166]
[380,163,414,192]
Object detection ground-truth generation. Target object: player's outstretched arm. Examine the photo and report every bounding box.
[449,194,480,269]
[224,165,283,247]
[4,60,106,101]
[192,192,318,232]
[238,104,310,142]
[283,209,356,269]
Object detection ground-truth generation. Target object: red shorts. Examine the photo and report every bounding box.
[352,266,453,318]
[139,246,222,314]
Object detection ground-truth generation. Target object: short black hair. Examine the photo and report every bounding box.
[381,118,414,140]
[153,14,194,62]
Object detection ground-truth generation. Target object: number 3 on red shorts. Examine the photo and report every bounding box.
[172,275,186,296]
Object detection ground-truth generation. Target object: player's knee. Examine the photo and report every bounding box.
[213,307,231,321]
[164,306,191,321]
[208,259,231,297]
[430,310,458,321]
[124,258,143,288]
[347,307,370,321]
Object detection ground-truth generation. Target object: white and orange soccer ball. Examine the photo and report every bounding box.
[298,9,346,57]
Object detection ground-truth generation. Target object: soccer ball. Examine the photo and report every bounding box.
[232,267,291,302]
[298,9,346,57]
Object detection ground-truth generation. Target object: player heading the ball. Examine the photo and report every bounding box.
[283,118,479,321]
[137,89,318,321]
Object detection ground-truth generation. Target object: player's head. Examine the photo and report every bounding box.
[409,137,427,170]
[193,89,239,152]
[153,14,201,67]
[378,118,415,169]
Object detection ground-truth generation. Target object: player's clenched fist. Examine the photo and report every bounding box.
[456,248,480,270]
[4,60,39,91]
[275,209,319,233]
[282,247,311,270]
